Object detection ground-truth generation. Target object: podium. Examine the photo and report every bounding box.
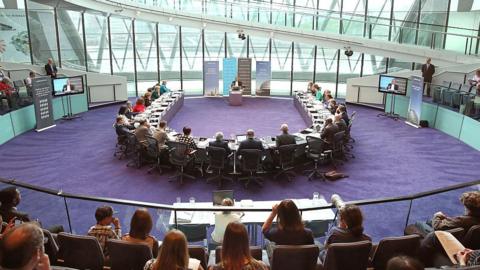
[229,90,242,106]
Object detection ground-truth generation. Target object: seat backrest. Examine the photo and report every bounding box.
[306,136,324,155]
[323,240,372,270]
[106,239,152,270]
[188,245,208,270]
[207,146,226,169]
[168,141,189,164]
[271,244,319,270]
[463,225,480,249]
[239,149,262,172]
[447,227,465,240]
[145,136,159,157]
[215,246,262,263]
[372,235,421,270]
[278,144,296,166]
[177,224,208,242]
[43,229,59,264]
[57,232,104,270]
[333,131,345,151]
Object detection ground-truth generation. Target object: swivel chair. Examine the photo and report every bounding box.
[145,136,168,174]
[168,141,196,184]
[303,136,332,181]
[106,239,153,270]
[206,146,233,188]
[274,144,297,182]
[238,149,264,188]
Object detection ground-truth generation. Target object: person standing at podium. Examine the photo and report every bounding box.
[231,75,243,89]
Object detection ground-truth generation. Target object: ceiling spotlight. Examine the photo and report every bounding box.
[168,17,173,22]
[344,46,353,57]
[202,22,207,28]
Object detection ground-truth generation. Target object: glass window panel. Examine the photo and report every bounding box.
[182,27,203,95]
[338,52,362,98]
[292,42,314,91]
[84,13,110,73]
[159,24,181,91]
[0,7,30,64]
[226,32,247,58]
[135,20,158,96]
[315,48,338,95]
[271,39,292,96]
[418,0,449,47]
[445,0,480,53]
[110,17,135,96]
[341,0,366,37]
[317,0,341,33]
[27,1,58,65]
[362,54,387,76]
[294,0,315,30]
[57,10,85,70]
[250,36,270,92]
[392,0,418,45]
[204,29,224,88]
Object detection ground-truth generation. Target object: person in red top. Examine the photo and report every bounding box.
[0,78,17,109]
[132,98,146,113]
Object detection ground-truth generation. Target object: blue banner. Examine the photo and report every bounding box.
[223,58,237,96]
[407,76,424,126]
[255,61,271,96]
[203,61,219,96]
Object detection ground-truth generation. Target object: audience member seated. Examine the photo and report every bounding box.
[276,123,296,147]
[126,101,136,118]
[152,85,160,100]
[319,204,371,261]
[262,200,314,257]
[0,222,51,270]
[336,105,350,126]
[313,84,323,101]
[121,208,159,255]
[133,98,146,113]
[0,187,30,222]
[323,91,332,103]
[334,114,347,132]
[307,81,314,93]
[24,71,35,89]
[211,198,243,245]
[209,222,268,270]
[153,120,169,150]
[328,99,338,114]
[321,118,339,146]
[160,80,170,95]
[0,77,16,108]
[237,129,263,153]
[135,119,152,147]
[407,191,480,237]
[209,132,232,156]
[144,229,203,270]
[469,69,480,94]
[114,116,134,136]
[118,105,133,122]
[143,91,153,107]
[44,58,58,78]
[87,205,121,255]
[386,256,424,270]
[177,126,197,154]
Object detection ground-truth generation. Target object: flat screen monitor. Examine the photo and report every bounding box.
[378,75,408,96]
[52,76,84,97]
[213,190,234,206]
[236,134,247,142]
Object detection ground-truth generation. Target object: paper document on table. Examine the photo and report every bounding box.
[435,231,465,264]
[176,211,194,223]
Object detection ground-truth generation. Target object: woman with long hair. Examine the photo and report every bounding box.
[209,222,267,270]
[122,208,159,255]
[144,230,203,270]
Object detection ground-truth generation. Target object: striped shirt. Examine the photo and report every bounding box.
[87,224,121,255]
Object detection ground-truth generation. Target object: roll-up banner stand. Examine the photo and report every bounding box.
[237,58,252,95]
[32,76,56,132]
[255,61,271,96]
[203,61,220,96]
[223,58,237,96]
[406,76,424,128]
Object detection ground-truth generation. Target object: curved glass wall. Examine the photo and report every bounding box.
[1,0,480,101]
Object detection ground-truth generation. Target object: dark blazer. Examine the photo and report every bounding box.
[45,64,58,78]
[321,124,339,145]
[341,112,350,126]
[276,133,296,147]
[421,64,435,82]
[231,80,243,87]
[387,83,399,91]
[209,140,231,156]
[237,138,263,153]
[335,120,347,133]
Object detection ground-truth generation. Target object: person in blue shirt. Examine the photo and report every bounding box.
[160,80,170,95]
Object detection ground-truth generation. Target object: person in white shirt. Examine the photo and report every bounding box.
[211,198,243,244]
[25,71,35,88]
[469,69,480,95]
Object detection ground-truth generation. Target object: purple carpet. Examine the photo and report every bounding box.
[0,97,479,242]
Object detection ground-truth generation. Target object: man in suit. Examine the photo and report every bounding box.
[231,75,243,89]
[44,58,57,78]
[276,123,296,147]
[334,114,347,132]
[135,119,152,147]
[238,129,263,153]
[209,131,231,156]
[387,79,399,92]
[421,58,435,97]
[321,118,339,147]
[153,120,169,149]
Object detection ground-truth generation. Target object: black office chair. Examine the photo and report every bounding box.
[168,141,195,184]
[303,136,331,181]
[126,134,142,168]
[270,244,319,270]
[145,136,168,174]
[238,149,264,188]
[206,146,233,188]
[113,127,128,159]
[319,240,372,270]
[332,131,346,165]
[57,233,105,270]
[106,239,153,270]
[370,235,421,270]
[176,223,208,244]
[188,245,209,270]
[274,144,297,182]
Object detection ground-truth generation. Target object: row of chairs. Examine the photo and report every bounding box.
[432,81,480,118]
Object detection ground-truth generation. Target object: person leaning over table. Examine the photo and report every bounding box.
[262,200,314,258]
[209,131,232,156]
[151,85,160,100]
[176,126,197,153]
[276,123,296,147]
[160,80,170,95]
[307,81,314,93]
[153,120,169,150]
[321,118,339,147]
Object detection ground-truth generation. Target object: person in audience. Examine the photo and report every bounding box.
[334,114,347,132]
[307,81,314,93]
[153,120,169,149]
[276,123,296,147]
[152,85,161,100]
[328,99,338,114]
[114,116,134,137]
[313,84,323,101]
[386,256,424,270]
[469,69,480,95]
[132,98,146,113]
[135,119,152,147]
[44,58,58,78]
[237,129,263,153]
[118,105,133,122]
[0,223,51,270]
[324,93,333,105]
[122,208,159,255]
[24,71,35,89]
[0,187,30,222]
[177,126,197,153]
[421,58,435,97]
[210,222,267,270]
[87,205,121,255]
[319,204,371,261]
[0,77,16,109]
[143,90,153,107]
[211,198,243,245]
[144,229,203,270]
[160,80,170,95]
[209,131,231,156]
[336,105,350,126]
[262,200,314,257]
[321,118,339,146]
[126,101,136,118]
